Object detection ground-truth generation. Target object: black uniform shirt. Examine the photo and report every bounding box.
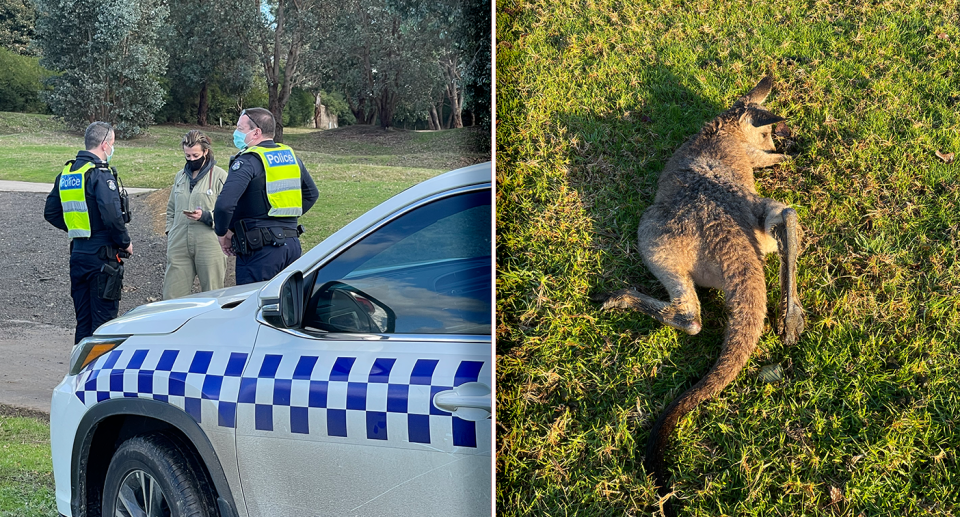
[213,140,319,236]
[44,151,131,254]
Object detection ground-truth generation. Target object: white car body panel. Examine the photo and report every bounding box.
[236,325,491,516]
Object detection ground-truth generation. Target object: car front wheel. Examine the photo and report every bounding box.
[102,433,216,517]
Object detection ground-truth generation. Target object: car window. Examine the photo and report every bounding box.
[303,189,491,335]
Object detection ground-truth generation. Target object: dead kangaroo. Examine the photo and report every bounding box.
[601,76,805,513]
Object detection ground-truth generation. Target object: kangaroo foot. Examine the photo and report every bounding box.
[600,288,701,335]
[598,288,641,310]
[778,300,805,346]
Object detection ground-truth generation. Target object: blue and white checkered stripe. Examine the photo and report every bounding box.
[74,349,486,448]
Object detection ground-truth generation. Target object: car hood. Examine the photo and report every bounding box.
[95,282,267,336]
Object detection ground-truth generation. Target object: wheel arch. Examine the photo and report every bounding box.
[70,397,239,517]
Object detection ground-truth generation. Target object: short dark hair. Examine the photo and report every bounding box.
[242,107,275,137]
[84,122,113,151]
[181,129,215,161]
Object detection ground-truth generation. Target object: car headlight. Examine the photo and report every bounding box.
[69,336,129,376]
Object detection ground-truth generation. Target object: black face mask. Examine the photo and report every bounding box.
[186,156,206,171]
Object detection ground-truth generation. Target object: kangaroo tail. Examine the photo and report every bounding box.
[644,241,767,514]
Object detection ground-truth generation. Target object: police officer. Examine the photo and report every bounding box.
[44,122,133,344]
[214,107,319,284]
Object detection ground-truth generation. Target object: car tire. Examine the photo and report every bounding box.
[102,433,217,517]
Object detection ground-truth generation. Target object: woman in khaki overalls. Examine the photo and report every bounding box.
[162,130,229,299]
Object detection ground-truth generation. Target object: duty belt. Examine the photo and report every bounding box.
[232,221,301,255]
[256,227,299,241]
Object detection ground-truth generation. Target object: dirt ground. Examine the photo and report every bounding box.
[0,187,234,413]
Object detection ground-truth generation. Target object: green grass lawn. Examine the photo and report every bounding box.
[497,1,960,515]
[0,112,489,248]
[0,415,55,517]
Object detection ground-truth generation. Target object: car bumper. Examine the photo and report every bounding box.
[51,372,89,517]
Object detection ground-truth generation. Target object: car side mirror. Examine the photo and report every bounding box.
[262,271,303,328]
[311,281,396,333]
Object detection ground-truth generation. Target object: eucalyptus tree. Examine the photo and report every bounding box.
[421,0,470,129]
[315,0,489,131]
[33,0,168,137]
[460,0,490,131]
[424,0,490,130]
[163,0,252,125]
[222,0,328,142]
[319,0,439,129]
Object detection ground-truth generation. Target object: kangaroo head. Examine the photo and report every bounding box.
[730,76,788,167]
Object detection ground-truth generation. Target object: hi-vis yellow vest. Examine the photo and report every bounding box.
[246,144,302,217]
[59,162,94,238]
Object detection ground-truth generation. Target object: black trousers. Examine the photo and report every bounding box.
[70,251,120,344]
[235,237,301,285]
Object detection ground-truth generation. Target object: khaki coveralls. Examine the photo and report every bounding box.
[162,164,229,299]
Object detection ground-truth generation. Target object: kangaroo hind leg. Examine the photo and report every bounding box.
[764,204,805,345]
[602,264,702,336]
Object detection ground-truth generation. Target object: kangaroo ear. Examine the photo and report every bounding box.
[740,75,774,105]
[741,107,785,128]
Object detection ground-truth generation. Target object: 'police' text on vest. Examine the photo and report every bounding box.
[60,174,83,190]
[264,150,297,167]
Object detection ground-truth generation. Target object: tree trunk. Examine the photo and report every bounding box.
[197,82,209,126]
[439,54,463,129]
[444,80,463,129]
[347,94,363,124]
[428,106,440,130]
[378,89,396,129]
[269,91,284,143]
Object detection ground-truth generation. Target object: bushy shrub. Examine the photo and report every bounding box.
[0,47,52,113]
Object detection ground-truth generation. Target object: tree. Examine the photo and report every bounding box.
[315,0,489,132]
[422,0,490,130]
[0,0,35,55]
[424,0,474,129]
[34,0,168,137]
[460,0,490,132]
[320,0,439,129]
[221,0,328,142]
[162,0,252,126]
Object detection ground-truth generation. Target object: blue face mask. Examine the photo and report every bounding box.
[106,144,114,162]
[233,129,248,150]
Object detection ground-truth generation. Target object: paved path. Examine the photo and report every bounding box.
[0,179,156,194]
[0,323,74,413]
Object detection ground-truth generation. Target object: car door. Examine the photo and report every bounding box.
[235,186,491,516]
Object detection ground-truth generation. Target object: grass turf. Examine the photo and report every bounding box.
[0,415,55,517]
[496,0,960,515]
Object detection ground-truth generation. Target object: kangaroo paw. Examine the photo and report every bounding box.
[778,301,805,346]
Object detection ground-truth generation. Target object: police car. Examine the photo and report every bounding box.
[51,162,492,517]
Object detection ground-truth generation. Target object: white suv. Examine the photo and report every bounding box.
[51,163,493,517]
